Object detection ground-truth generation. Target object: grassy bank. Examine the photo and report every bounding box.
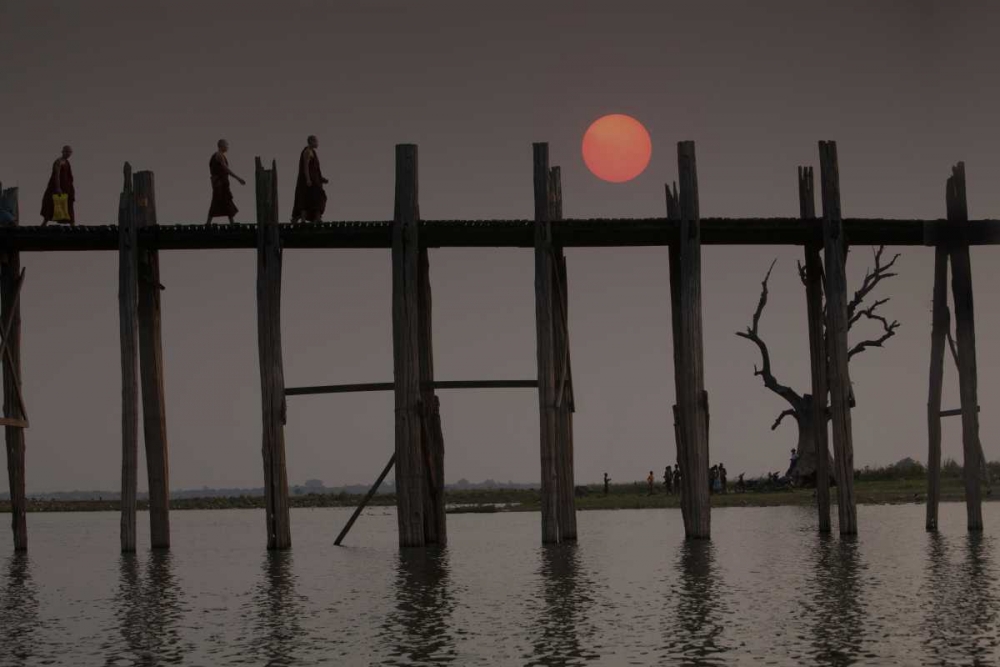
[1,477,991,513]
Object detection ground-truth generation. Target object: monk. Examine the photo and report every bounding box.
[205,139,245,225]
[40,145,75,226]
[291,135,329,223]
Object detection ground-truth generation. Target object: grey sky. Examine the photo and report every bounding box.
[1,1,997,493]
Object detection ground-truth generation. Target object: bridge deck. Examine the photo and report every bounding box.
[1,217,999,251]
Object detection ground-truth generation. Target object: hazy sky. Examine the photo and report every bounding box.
[1,1,998,494]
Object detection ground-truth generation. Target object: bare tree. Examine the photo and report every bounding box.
[736,246,900,483]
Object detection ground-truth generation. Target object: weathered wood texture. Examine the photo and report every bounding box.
[392,144,426,547]
[418,243,446,545]
[134,171,170,549]
[666,183,684,486]
[946,162,983,531]
[925,241,949,531]
[798,166,832,534]
[118,164,139,553]
[285,379,537,395]
[335,453,396,546]
[255,158,291,550]
[533,143,561,544]
[1,185,27,551]
[674,142,710,539]
[550,166,577,541]
[818,142,857,535]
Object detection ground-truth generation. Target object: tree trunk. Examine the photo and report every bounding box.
[790,399,835,486]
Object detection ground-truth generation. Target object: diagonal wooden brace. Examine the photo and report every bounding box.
[0,267,28,424]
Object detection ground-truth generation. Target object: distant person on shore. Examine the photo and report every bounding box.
[40,145,75,227]
[291,135,329,223]
[709,465,717,494]
[673,465,682,493]
[603,472,610,496]
[205,139,245,225]
[719,463,728,494]
[664,465,673,495]
[647,470,655,495]
[786,448,799,479]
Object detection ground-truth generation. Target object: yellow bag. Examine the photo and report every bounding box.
[52,194,70,222]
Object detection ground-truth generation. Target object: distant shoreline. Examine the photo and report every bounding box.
[1,478,991,513]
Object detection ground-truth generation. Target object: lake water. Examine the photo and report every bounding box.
[0,503,997,666]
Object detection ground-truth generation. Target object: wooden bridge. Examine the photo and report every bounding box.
[0,140,991,552]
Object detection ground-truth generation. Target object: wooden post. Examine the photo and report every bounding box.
[946,162,983,531]
[134,171,170,549]
[818,141,857,535]
[255,157,291,550]
[550,166,577,541]
[925,239,948,531]
[392,144,426,547]
[1,185,26,551]
[118,163,139,553]
[533,143,560,544]
[417,240,446,545]
[674,141,710,539]
[798,166,832,534]
[666,182,685,492]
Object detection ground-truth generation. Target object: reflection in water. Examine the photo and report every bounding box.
[246,550,308,666]
[660,540,727,665]
[106,551,188,665]
[0,553,39,665]
[809,534,866,666]
[525,544,597,666]
[923,532,999,664]
[382,547,455,665]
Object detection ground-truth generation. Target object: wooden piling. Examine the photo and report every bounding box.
[0,185,27,551]
[674,141,710,539]
[533,143,560,544]
[255,157,291,550]
[550,166,577,541]
[946,162,983,531]
[798,166,832,534]
[392,144,426,547]
[818,141,857,535]
[118,163,139,553]
[134,171,170,549]
[925,239,949,531]
[417,241,446,545]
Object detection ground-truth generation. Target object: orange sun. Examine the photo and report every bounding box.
[582,114,652,183]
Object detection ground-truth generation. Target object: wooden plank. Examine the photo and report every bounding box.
[947,162,983,531]
[675,141,710,539]
[799,166,831,534]
[1,185,27,551]
[549,166,577,541]
[118,163,139,553]
[334,453,396,546]
[417,240,446,545]
[533,143,560,544]
[391,144,426,547]
[285,379,538,395]
[940,407,978,418]
[819,141,857,535]
[134,170,170,550]
[926,243,949,531]
[255,157,291,550]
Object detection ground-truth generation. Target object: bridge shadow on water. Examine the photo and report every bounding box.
[807,534,866,666]
[0,553,40,666]
[524,543,598,666]
[380,546,456,665]
[658,539,729,665]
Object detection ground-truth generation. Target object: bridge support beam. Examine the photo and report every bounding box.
[118,164,139,552]
[1,184,27,551]
[819,141,858,535]
[255,158,291,550]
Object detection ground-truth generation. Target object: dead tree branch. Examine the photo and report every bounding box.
[847,246,899,323]
[772,408,797,431]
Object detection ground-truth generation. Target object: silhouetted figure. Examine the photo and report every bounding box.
[603,472,610,496]
[674,465,682,493]
[708,465,718,494]
[291,135,329,223]
[40,145,75,226]
[735,473,746,493]
[205,139,245,225]
[664,465,673,495]
[647,470,655,495]
[719,463,728,494]
[786,447,799,479]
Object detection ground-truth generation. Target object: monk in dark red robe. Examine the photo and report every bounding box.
[291,135,329,223]
[205,139,245,225]
[40,145,75,226]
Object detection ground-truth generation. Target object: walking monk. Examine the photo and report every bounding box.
[291,135,329,223]
[205,139,245,225]
[40,145,75,226]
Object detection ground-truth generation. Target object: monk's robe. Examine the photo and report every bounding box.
[40,158,75,223]
[208,152,238,218]
[292,147,327,222]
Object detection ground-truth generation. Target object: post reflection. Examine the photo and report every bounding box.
[0,553,39,665]
[247,550,307,666]
[660,539,727,665]
[108,551,188,665]
[808,534,865,666]
[383,546,455,665]
[922,532,998,664]
[526,543,597,666]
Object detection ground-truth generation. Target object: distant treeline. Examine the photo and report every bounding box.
[855,458,1000,482]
